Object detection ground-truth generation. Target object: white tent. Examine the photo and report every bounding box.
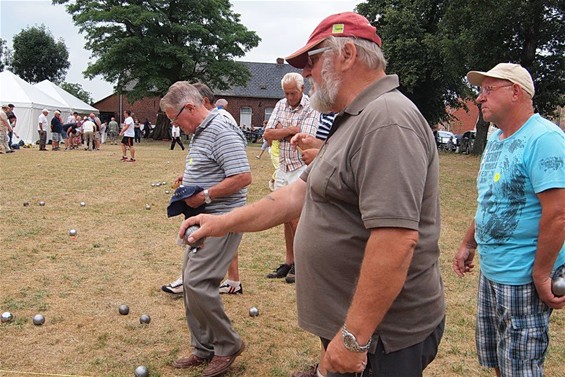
[34,80,98,117]
[0,70,69,144]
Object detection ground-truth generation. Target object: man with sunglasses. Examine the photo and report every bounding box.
[179,12,445,377]
[453,63,565,377]
[160,82,251,377]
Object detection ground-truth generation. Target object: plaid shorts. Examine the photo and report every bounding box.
[476,264,564,377]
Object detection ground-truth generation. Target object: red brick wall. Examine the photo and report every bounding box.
[222,96,280,127]
[95,94,161,124]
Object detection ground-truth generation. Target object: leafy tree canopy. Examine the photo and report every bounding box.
[11,25,70,84]
[53,0,261,101]
[0,38,8,71]
[356,0,565,128]
[61,82,94,104]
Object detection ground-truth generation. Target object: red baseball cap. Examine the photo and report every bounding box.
[285,12,382,68]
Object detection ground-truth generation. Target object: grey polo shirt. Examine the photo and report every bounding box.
[295,74,444,353]
[182,109,250,214]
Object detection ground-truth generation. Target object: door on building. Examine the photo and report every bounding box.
[240,107,252,131]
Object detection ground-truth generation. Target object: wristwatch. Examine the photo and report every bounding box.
[203,189,212,204]
[342,325,371,353]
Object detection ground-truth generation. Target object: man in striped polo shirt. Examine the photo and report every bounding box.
[160,82,251,377]
[263,72,320,283]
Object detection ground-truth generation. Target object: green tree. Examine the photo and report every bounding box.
[52,0,260,98]
[441,0,565,154]
[356,0,565,154]
[11,25,70,84]
[0,38,10,71]
[61,82,94,104]
[356,0,473,127]
[54,0,260,139]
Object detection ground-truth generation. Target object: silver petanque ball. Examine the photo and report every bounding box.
[155,182,161,187]
[165,190,170,194]
[161,181,166,185]
[151,183,156,187]
[33,314,45,326]
[552,276,565,297]
[139,314,151,324]
[134,365,149,377]
[119,304,130,315]
[1,312,14,323]
[80,202,86,207]
[145,204,151,210]
[183,225,203,247]
[39,201,46,206]
[248,307,260,317]
[68,229,77,237]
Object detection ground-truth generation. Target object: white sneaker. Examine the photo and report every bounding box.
[268,179,275,192]
[219,280,243,294]
[161,276,183,295]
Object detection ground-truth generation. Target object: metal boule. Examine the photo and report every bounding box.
[134,365,149,377]
[119,304,130,315]
[39,201,45,206]
[248,307,259,317]
[139,314,151,324]
[80,202,86,207]
[69,229,77,237]
[33,314,45,326]
[145,204,151,210]
[1,312,14,323]
[552,276,565,297]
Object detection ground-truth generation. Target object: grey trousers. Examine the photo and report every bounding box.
[182,232,243,358]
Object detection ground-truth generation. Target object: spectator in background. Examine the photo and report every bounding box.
[107,116,119,145]
[262,72,320,284]
[50,110,63,151]
[100,120,107,144]
[170,123,185,150]
[144,118,151,138]
[82,117,95,151]
[0,104,13,154]
[38,108,49,151]
[7,104,16,147]
[134,117,142,143]
[120,110,136,161]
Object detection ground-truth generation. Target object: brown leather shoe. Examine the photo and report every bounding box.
[172,353,212,369]
[202,341,246,377]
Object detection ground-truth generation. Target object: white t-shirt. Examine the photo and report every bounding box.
[66,115,76,124]
[82,120,95,133]
[123,116,135,137]
[38,113,48,131]
[171,125,181,137]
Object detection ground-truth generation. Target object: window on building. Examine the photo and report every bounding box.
[264,107,274,125]
[240,107,252,131]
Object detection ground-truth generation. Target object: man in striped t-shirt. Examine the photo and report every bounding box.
[263,72,320,283]
[161,82,251,376]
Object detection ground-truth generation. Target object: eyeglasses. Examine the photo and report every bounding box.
[307,46,331,67]
[479,84,513,96]
[170,104,187,124]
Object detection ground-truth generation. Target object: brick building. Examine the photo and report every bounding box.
[93,60,307,128]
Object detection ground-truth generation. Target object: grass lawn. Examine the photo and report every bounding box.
[0,141,563,377]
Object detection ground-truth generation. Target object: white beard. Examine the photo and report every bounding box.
[309,59,341,113]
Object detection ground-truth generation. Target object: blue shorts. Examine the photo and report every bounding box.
[476,264,564,376]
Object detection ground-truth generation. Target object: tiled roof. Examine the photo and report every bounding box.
[215,61,310,99]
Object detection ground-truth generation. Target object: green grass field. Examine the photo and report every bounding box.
[0,141,563,377]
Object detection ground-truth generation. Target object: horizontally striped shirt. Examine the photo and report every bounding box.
[316,113,336,141]
[266,95,319,172]
[183,109,250,214]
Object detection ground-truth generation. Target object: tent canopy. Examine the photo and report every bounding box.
[0,71,98,144]
[34,80,98,115]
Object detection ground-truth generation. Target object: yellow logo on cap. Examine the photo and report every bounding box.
[332,23,344,34]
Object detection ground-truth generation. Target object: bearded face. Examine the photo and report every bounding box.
[309,56,342,114]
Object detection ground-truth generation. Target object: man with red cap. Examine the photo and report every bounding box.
[180,12,445,377]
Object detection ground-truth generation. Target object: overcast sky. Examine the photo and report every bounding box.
[0,0,363,102]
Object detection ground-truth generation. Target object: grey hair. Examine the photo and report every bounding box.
[192,82,215,104]
[324,36,387,71]
[281,72,304,90]
[215,98,228,107]
[160,81,204,111]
